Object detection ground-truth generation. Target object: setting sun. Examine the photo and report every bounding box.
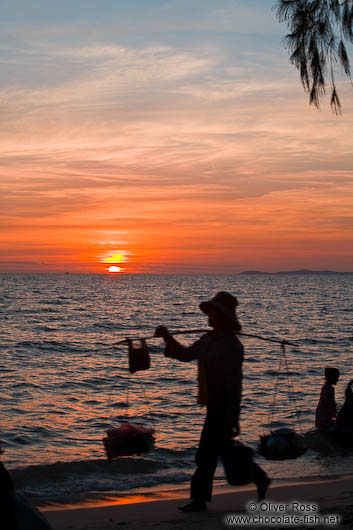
[108,266,122,273]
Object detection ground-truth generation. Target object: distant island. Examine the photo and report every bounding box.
[239,269,352,275]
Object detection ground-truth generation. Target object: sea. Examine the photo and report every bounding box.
[0,272,352,507]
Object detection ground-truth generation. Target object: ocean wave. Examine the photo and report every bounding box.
[11,457,163,485]
[92,322,128,330]
[9,453,193,502]
[14,340,93,354]
[38,300,67,306]
[33,326,58,332]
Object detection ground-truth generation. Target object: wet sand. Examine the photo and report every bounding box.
[43,474,353,529]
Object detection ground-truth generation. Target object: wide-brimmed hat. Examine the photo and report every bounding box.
[199,291,239,325]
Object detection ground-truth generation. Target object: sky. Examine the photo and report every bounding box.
[1,0,353,273]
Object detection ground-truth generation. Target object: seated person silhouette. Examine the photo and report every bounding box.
[315,367,339,432]
[336,380,353,432]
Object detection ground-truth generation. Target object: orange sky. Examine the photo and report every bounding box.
[1,1,353,273]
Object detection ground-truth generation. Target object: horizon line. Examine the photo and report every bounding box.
[1,269,352,275]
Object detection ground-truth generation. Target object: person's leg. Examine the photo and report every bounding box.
[179,410,231,512]
[189,421,219,503]
[178,418,218,511]
[253,463,271,500]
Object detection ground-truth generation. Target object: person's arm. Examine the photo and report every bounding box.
[154,326,199,362]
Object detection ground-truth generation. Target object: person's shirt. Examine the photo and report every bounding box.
[315,382,336,430]
[164,329,243,422]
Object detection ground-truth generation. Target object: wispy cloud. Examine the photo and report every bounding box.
[1,0,352,272]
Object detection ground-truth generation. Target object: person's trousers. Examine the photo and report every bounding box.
[190,409,267,502]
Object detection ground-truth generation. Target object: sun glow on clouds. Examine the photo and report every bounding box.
[102,253,126,264]
[0,0,352,273]
[101,252,128,273]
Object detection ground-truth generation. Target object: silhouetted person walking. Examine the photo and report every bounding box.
[155,291,270,512]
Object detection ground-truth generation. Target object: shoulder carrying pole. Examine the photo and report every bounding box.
[114,329,295,348]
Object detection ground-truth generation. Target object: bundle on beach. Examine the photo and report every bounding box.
[103,422,155,462]
[258,428,307,461]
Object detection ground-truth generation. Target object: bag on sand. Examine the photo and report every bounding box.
[13,492,52,530]
[103,421,155,462]
[220,441,254,486]
[258,428,307,461]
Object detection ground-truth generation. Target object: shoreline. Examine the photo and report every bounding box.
[38,472,353,511]
[36,473,353,512]
[41,474,353,529]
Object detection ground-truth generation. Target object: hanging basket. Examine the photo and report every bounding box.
[258,428,307,461]
[128,339,150,374]
[103,421,155,462]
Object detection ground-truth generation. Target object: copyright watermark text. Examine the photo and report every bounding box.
[225,501,341,527]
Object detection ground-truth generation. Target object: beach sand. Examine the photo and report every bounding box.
[43,475,353,530]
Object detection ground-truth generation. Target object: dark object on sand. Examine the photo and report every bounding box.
[306,428,353,454]
[14,492,52,530]
[0,460,18,530]
[128,339,150,374]
[103,421,155,462]
[333,427,353,449]
[1,460,52,530]
[221,441,254,486]
[258,428,307,460]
